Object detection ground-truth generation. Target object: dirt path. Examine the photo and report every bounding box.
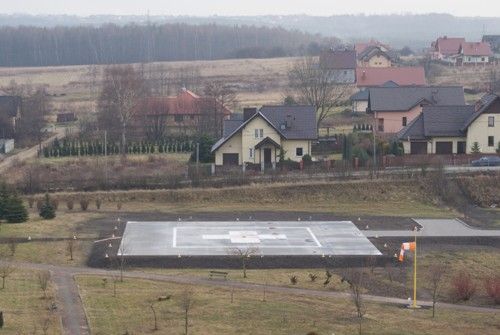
[0,126,66,173]
[52,269,90,335]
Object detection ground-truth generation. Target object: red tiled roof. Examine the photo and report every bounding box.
[460,42,493,56]
[138,89,232,116]
[356,67,426,87]
[434,37,465,56]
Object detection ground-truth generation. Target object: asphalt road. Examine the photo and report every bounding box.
[363,219,500,237]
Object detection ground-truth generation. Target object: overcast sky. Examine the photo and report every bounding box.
[2,0,500,17]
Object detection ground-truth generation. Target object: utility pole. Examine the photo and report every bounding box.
[196,142,200,165]
[372,126,377,178]
[104,130,108,186]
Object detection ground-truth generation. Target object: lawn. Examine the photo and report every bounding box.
[77,275,500,335]
[0,269,61,334]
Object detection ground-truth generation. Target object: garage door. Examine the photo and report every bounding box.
[222,153,239,166]
[436,142,453,154]
[410,142,427,155]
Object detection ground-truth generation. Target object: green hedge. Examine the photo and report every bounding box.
[41,137,196,158]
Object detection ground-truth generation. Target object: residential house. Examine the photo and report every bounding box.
[456,42,494,66]
[356,67,426,88]
[367,86,465,134]
[398,93,500,154]
[349,80,399,113]
[430,36,465,63]
[137,89,232,136]
[355,40,390,54]
[357,45,396,68]
[319,49,356,84]
[0,96,22,138]
[211,105,317,168]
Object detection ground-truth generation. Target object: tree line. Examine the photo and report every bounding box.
[0,23,336,67]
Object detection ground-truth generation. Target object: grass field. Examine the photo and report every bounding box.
[77,275,500,335]
[0,269,61,334]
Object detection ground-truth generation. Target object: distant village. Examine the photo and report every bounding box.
[1,34,499,170]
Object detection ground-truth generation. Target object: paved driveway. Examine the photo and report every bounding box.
[363,219,500,237]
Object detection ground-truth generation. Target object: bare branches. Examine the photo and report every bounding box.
[227,247,259,279]
[38,270,51,299]
[427,264,447,318]
[342,269,367,335]
[179,290,194,335]
[288,56,350,130]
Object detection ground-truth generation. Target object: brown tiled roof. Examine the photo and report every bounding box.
[356,67,426,87]
[460,42,493,56]
[319,49,356,69]
[355,40,390,54]
[434,37,465,56]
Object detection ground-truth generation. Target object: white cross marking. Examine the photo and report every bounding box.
[202,231,287,244]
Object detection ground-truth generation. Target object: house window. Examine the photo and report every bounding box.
[259,129,264,138]
[174,115,183,123]
[402,117,407,127]
[481,57,485,62]
[255,129,259,139]
[296,147,303,156]
[249,148,254,158]
[488,136,494,147]
[488,116,495,127]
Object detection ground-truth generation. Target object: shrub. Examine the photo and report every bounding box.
[66,199,74,210]
[484,275,500,304]
[116,201,122,210]
[289,275,298,285]
[39,194,56,220]
[450,270,476,301]
[470,142,481,153]
[308,273,318,282]
[79,198,89,211]
[302,154,312,166]
[51,199,59,211]
[95,198,102,210]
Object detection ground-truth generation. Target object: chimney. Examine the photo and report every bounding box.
[243,107,257,121]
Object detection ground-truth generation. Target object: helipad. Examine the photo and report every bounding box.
[118,221,381,257]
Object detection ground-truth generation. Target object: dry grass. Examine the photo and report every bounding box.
[0,269,61,334]
[77,275,500,335]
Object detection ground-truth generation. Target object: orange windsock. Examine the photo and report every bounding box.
[398,242,416,262]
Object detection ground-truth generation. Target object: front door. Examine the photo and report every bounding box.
[264,148,272,166]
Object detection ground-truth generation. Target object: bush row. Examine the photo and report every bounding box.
[41,138,197,158]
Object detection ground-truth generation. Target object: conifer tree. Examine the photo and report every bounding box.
[4,194,28,223]
[39,193,56,220]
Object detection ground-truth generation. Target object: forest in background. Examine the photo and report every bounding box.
[0,23,337,67]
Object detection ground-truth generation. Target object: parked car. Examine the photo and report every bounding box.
[471,156,500,166]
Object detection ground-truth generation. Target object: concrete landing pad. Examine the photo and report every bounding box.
[118,221,381,257]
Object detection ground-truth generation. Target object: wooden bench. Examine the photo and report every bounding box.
[209,270,229,280]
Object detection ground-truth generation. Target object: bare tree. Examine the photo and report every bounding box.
[8,238,17,256]
[342,269,367,335]
[428,264,447,318]
[288,56,349,130]
[116,239,128,282]
[0,264,14,289]
[201,81,237,138]
[179,290,194,335]
[228,247,258,279]
[66,238,76,261]
[98,65,147,154]
[38,270,51,299]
